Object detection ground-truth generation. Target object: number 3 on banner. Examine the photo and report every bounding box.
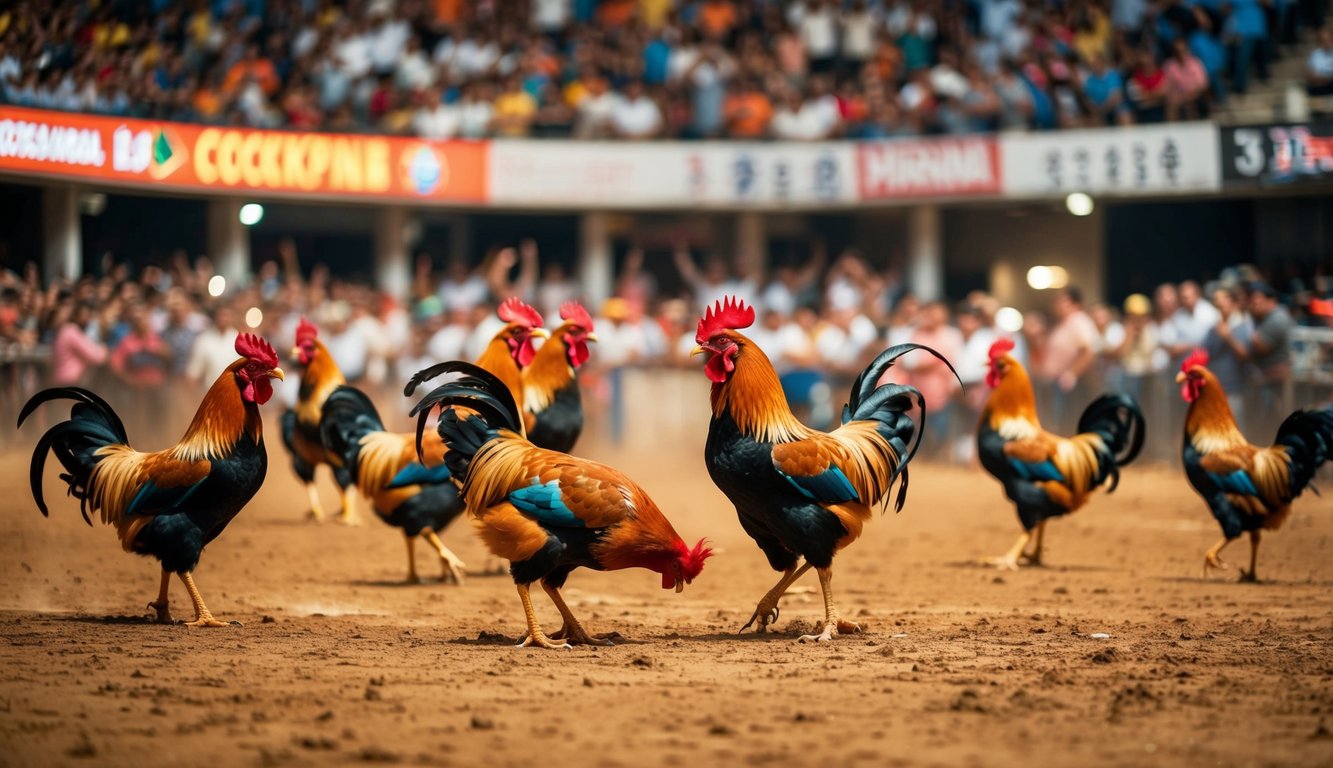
[1232,129,1265,177]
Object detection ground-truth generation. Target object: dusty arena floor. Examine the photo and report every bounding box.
[2,424,1332,768]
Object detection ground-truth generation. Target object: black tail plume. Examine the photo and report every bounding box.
[407,361,523,467]
[17,387,130,524]
[318,386,387,476]
[1075,393,1145,493]
[1273,407,1333,498]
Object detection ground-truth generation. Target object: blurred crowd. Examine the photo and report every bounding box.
[3,235,1331,458]
[3,0,1330,140]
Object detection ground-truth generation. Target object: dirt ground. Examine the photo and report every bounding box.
[2,417,1332,768]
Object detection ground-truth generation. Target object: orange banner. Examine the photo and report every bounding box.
[0,106,487,202]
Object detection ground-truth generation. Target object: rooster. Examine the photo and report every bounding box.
[693,297,951,643]
[18,334,284,626]
[978,337,1144,569]
[282,318,359,524]
[410,361,711,650]
[522,301,597,453]
[319,385,467,584]
[1177,349,1333,581]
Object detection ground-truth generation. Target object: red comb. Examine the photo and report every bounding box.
[1181,348,1209,373]
[679,538,713,580]
[235,333,279,368]
[295,317,318,345]
[497,297,543,329]
[695,297,755,344]
[559,301,593,331]
[988,337,1016,361]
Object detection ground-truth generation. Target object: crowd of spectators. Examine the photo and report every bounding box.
[2,235,1329,458]
[2,0,1330,141]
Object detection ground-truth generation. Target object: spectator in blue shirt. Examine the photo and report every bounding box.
[1080,53,1128,125]
[1227,0,1270,93]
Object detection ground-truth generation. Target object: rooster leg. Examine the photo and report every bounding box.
[515,583,571,650]
[1024,522,1047,566]
[1239,531,1261,583]
[178,572,232,628]
[146,569,173,625]
[404,534,420,584]
[423,530,466,585]
[1202,536,1236,578]
[986,531,1031,571]
[542,582,614,646]
[305,484,326,522]
[336,488,361,526]
[798,567,860,643]
[741,561,811,633]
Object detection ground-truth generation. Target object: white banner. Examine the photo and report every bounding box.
[487,141,857,208]
[1000,123,1220,197]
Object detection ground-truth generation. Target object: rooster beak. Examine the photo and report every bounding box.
[270,367,286,381]
[674,578,684,593]
[690,345,707,358]
[531,328,550,340]
[585,332,599,343]
[1174,372,1186,384]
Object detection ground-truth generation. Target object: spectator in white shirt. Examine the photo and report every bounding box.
[396,36,435,91]
[771,89,838,140]
[1168,280,1221,356]
[840,0,879,70]
[610,79,663,139]
[185,305,241,390]
[795,0,839,73]
[414,90,461,139]
[457,81,495,138]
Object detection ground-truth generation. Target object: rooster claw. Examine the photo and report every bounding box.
[516,634,572,650]
[739,605,779,634]
[1237,569,1258,583]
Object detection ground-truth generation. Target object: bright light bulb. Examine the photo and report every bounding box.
[1027,266,1054,290]
[996,307,1024,333]
[239,203,264,226]
[207,275,226,297]
[245,307,263,329]
[1065,192,1094,217]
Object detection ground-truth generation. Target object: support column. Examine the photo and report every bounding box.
[374,207,412,300]
[43,185,81,282]
[906,204,943,302]
[208,199,249,288]
[448,215,471,264]
[734,211,766,283]
[579,211,613,308]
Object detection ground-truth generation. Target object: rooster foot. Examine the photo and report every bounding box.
[798,622,837,643]
[984,556,1021,571]
[440,559,467,586]
[146,601,174,625]
[550,625,618,646]
[183,615,238,628]
[1019,554,1044,567]
[740,603,780,634]
[405,573,422,585]
[1202,553,1230,578]
[515,633,572,651]
[836,618,862,635]
[335,512,361,527]
[1237,569,1259,584]
[306,508,326,523]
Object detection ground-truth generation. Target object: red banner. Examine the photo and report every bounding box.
[857,137,1000,199]
[0,107,487,202]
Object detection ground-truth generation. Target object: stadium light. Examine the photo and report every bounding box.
[239,203,264,226]
[207,275,226,297]
[245,307,264,329]
[995,307,1024,333]
[1065,192,1094,217]
[1026,266,1069,291]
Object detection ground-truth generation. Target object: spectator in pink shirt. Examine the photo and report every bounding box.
[1163,39,1209,120]
[902,301,963,459]
[110,306,171,390]
[1040,286,1100,431]
[50,301,108,386]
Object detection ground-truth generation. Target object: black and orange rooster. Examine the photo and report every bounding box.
[978,338,1144,569]
[18,333,284,626]
[522,301,597,453]
[282,318,358,524]
[319,386,467,584]
[693,298,949,643]
[1177,349,1333,581]
[411,361,710,650]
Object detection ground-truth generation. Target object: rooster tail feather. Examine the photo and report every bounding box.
[1076,393,1145,468]
[317,386,387,477]
[1273,407,1333,497]
[18,388,130,525]
[846,343,960,421]
[402,361,459,398]
[408,361,524,475]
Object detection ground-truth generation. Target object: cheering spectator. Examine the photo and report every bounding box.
[1308,26,1333,97]
[609,79,664,139]
[50,302,108,387]
[1163,39,1210,120]
[1081,53,1128,125]
[723,77,774,138]
[492,75,539,138]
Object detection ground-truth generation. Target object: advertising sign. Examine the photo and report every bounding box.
[1220,123,1333,186]
[1000,124,1220,196]
[0,107,488,202]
